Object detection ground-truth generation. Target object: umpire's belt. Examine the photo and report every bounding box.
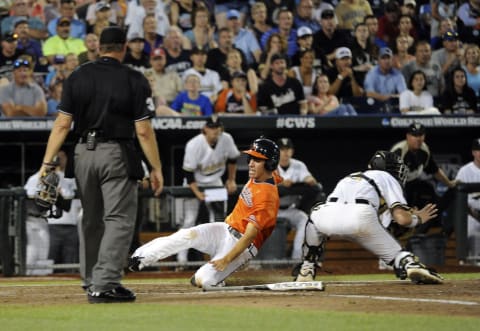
[328,197,370,205]
[78,136,113,144]
[227,226,258,256]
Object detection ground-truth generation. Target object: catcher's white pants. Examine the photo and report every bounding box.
[26,216,53,275]
[132,222,257,287]
[277,208,308,259]
[310,203,402,264]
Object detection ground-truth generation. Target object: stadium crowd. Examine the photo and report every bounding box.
[0,0,480,117]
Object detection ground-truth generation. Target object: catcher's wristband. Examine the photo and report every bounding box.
[408,214,422,228]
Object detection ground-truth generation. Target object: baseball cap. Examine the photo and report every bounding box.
[472,138,480,151]
[128,32,145,42]
[335,47,352,59]
[277,137,294,149]
[57,16,71,26]
[95,1,111,12]
[379,47,393,58]
[54,54,66,64]
[270,53,288,63]
[297,26,313,38]
[403,0,416,7]
[231,71,247,80]
[190,46,207,55]
[407,123,426,136]
[205,115,223,128]
[100,26,127,45]
[443,30,458,41]
[150,47,166,58]
[321,9,335,19]
[2,32,18,42]
[227,9,240,20]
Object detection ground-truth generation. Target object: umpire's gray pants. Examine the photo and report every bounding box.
[75,142,137,292]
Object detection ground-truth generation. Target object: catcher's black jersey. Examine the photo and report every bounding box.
[390,140,439,182]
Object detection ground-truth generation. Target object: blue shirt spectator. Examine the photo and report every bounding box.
[170,91,213,116]
[260,8,298,57]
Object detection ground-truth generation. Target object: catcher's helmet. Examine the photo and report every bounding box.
[368,150,408,186]
[243,138,280,171]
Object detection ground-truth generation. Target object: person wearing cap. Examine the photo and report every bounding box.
[401,40,444,98]
[326,46,364,98]
[129,136,281,289]
[312,8,354,63]
[364,47,407,103]
[1,0,47,41]
[42,17,86,64]
[226,8,262,67]
[311,1,335,24]
[0,32,24,80]
[276,137,322,259]
[175,115,241,267]
[0,54,47,117]
[430,5,457,50]
[431,29,463,76]
[123,33,150,73]
[144,47,182,109]
[215,71,256,114]
[335,0,373,31]
[291,26,323,68]
[39,26,164,303]
[212,1,250,29]
[86,1,116,37]
[13,18,49,73]
[183,47,222,103]
[78,33,100,65]
[390,122,457,232]
[455,138,480,255]
[47,0,86,39]
[260,8,298,57]
[295,0,321,33]
[257,52,307,115]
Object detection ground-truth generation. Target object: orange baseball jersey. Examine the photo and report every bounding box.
[225,172,281,249]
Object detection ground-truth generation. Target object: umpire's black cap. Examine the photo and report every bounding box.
[407,123,426,136]
[100,27,126,45]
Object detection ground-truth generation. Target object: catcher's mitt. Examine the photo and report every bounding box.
[35,168,61,218]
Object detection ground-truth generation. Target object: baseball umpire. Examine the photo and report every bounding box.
[39,27,164,303]
[129,138,281,289]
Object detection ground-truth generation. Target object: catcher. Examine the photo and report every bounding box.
[293,151,444,284]
[129,137,282,288]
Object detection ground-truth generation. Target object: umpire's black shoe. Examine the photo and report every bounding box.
[87,286,136,304]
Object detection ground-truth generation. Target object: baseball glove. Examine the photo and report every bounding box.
[35,168,60,217]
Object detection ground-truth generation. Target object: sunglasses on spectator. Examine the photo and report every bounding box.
[13,59,30,69]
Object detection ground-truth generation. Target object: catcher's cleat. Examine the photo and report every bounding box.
[407,266,444,284]
[127,256,145,272]
[87,286,136,304]
[294,261,317,282]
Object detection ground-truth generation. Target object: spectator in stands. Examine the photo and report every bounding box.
[249,2,272,45]
[351,22,378,87]
[213,0,250,29]
[257,53,307,115]
[123,33,150,73]
[313,9,353,65]
[462,43,480,97]
[431,17,455,51]
[215,71,256,114]
[290,26,316,67]
[431,30,463,77]
[364,47,406,103]
[455,138,480,258]
[141,14,163,57]
[77,33,99,65]
[364,14,387,49]
[294,0,321,33]
[47,78,62,116]
[85,0,124,26]
[1,0,47,40]
[86,1,116,37]
[0,32,24,81]
[218,48,258,94]
[144,47,183,108]
[257,32,288,81]
[442,66,478,114]
[392,35,415,70]
[0,56,47,117]
[125,0,170,41]
[262,0,296,27]
[42,17,87,64]
[401,40,444,98]
[260,8,297,58]
[48,0,86,39]
[14,18,48,73]
[44,0,61,26]
[169,0,197,32]
[457,0,480,44]
[45,54,65,86]
[397,14,416,49]
[48,52,78,87]
[430,3,457,50]
[288,49,319,99]
[399,70,440,115]
[163,26,192,77]
[335,0,373,31]
[169,72,213,115]
[184,7,217,52]
[308,73,357,116]
[311,0,335,24]
[326,47,364,98]
[226,9,262,68]
[183,47,222,104]
[377,0,401,46]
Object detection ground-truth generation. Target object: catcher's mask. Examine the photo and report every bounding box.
[35,168,62,218]
[368,150,408,186]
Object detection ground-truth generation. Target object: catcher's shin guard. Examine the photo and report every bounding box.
[292,219,326,281]
[393,252,444,284]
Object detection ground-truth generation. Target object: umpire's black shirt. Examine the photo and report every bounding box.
[58,56,155,139]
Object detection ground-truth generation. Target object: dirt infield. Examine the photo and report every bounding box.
[1,267,480,317]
